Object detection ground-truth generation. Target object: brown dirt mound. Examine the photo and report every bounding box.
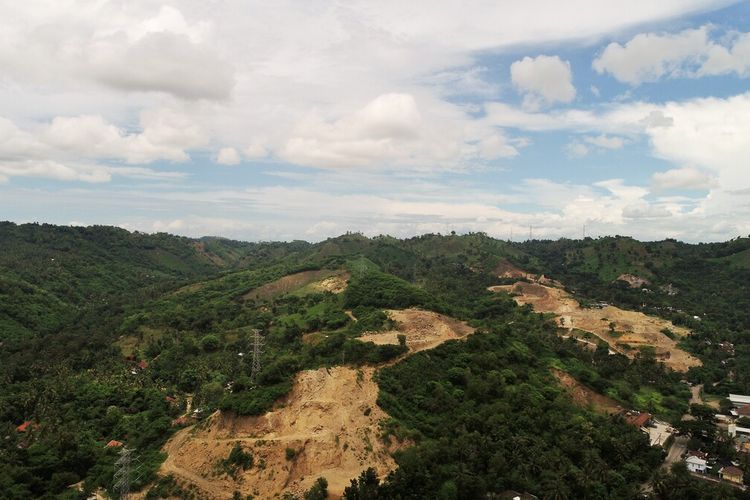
[616,274,650,288]
[161,367,397,499]
[243,270,342,301]
[359,309,476,354]
[552,368,622,415]
[490,281,701,372]
[160,309,475,498]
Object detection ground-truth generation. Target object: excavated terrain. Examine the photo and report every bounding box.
[158,309,475,498]
[490,281,700,372]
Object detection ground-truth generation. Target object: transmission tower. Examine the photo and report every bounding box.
[113,447,140,500]
[250,329,265,383]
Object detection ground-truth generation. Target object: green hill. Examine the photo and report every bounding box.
[2,223,750,499]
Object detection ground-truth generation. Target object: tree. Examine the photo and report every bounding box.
[304,477,328,500]
[343,468,380,500]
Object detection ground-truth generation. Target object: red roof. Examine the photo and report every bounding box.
[106,440,124,448]
[688,450,708,460]
[16,421,33,432]
[737,404,750,416]
[138,360,148,370]
[624,412,652,427]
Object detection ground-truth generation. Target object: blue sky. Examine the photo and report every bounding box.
[1,0,749,242]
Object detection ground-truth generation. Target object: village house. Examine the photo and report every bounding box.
[685,451,709,473]
[686,455,708,473]
[719,465,744,485]
[731,403,750,418]
[729,394,750,408]
[624,411,652,429]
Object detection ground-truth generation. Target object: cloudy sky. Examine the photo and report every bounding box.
[1,0,749,242]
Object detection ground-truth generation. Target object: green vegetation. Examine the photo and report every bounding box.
[2,222,750,498]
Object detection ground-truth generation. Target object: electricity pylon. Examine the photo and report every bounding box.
[250,329,265,384]
[113,447,139,500]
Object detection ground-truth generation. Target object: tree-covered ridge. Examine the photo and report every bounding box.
[2,223,750,498]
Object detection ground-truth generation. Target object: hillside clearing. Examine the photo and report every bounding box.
[490,281,701,372]
[158,309,475,498]
[242,269,347,301]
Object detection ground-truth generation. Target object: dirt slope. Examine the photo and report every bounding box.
[359,309,475,354]
[159,309,475,499]
[552,368,622,415]
[490,281,701,372]
[242,270,346,301]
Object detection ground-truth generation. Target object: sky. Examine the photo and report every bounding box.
[1,1,750,242]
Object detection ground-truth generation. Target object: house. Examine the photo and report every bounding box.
[105,440,124,448]
[16,421,35,433]
[720,465,744,484]
[738,441,750,454]
[624,411,652,428]
[735,404,750,417]
[729,394,750,408]
[686,455,708,473]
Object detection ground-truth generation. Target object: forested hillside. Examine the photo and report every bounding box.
[1,222,749,499]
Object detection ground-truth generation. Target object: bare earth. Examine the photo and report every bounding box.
[359,309,475,354]
[159,308,475,499]
[551,368,622,414]
[490,281,701,372]
[242,270,347,301]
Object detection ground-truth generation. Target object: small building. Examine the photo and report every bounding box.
[624,411,652,428]
[738,441,750,454]
[105,440,124,448]
[686,455,708,473]
[735,404,750,418]
[729,394,750,408]
[16,421,34,433]
[720,465,744,484]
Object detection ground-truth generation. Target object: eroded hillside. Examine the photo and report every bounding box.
[158,309,476,498]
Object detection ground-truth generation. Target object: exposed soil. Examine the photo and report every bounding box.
[242,270,344,301]
[359,309,476,354]
[490,281,701,372]
[307,272,350,294]
[552,368,622,415]
[616,274,650,288]
[159,309,475,499]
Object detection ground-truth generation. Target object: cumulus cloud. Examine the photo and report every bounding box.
[216,147,241,165]
[593,26,750,84]
[651,166,719,191]
[583,134,625,149]
[0,113,195,182]
[511,55,576,110]
[90,32,235,100]
[622,203,672,218]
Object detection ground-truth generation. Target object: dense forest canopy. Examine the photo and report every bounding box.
[1,222,750,499]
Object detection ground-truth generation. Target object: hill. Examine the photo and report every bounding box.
[1,223,750,499]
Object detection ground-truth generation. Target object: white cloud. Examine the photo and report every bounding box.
[90,32,235,100]
[583,134,625,149]
[0,1,724,172]
[511,55,576,110]
[593,26,750,84]
[652,166,718,190]
[216,147,241,166]
[566,142,590,158]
